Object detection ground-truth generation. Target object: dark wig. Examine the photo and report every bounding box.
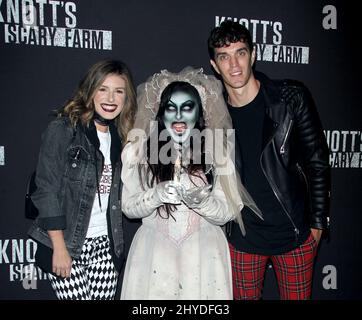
[140,81,210,219]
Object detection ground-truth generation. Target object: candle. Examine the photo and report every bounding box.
[173,154,181,183]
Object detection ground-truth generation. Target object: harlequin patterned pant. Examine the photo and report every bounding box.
[229,233,318,300]
[48,235,118,300]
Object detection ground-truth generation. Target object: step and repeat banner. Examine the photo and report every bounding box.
[0,0,360,299]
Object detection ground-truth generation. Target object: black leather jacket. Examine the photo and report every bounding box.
[235,72,330,239]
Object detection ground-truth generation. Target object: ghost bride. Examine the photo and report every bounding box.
[120,67,262,300]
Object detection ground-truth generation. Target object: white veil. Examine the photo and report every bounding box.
[127,66,263,235]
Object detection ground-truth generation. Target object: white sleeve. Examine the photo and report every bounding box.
[194,176,235,226]
[121,143,160,219]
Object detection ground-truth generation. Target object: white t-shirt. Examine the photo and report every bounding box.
[86,129,112,238]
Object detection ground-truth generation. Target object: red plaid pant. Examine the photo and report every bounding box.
[229,232,318,300]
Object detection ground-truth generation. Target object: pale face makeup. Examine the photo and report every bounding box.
[163,90,200,143]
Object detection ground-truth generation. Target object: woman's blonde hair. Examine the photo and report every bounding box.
[59,59,137,141]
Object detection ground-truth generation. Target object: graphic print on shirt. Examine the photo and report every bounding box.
[98,164,112,195]
[87,130,112,238]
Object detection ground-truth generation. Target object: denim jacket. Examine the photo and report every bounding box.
[28,117,124,270]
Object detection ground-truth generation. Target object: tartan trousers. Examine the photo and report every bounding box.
[229,232,318,300]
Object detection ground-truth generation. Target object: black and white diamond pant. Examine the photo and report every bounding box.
[48,235,118,300]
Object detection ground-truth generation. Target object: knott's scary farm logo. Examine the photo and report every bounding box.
[215,16,309,64]
[0,0,112,50]
[324,130,362,168]
[0,239,47,288]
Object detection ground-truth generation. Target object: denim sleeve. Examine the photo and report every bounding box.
[31,118,74,230]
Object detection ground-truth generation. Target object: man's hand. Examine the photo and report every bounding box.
[311,228,322,245]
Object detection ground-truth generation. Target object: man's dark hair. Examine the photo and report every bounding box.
[207,20,253,60]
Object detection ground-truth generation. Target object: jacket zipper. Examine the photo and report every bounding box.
[296,162,309,192]
[260,125,300,241]
[74,148,80,160]
[280,119,293,155]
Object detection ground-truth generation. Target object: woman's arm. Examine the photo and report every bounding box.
[48,230,72,278]
[32,119,74,230]
[184,177,234,226]
[121,143,181,219]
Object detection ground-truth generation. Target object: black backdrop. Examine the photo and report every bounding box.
[0,0,361,300]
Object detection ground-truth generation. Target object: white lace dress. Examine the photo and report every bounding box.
[120,143,233,300]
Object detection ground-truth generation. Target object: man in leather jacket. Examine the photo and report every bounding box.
[208,21,330,300]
